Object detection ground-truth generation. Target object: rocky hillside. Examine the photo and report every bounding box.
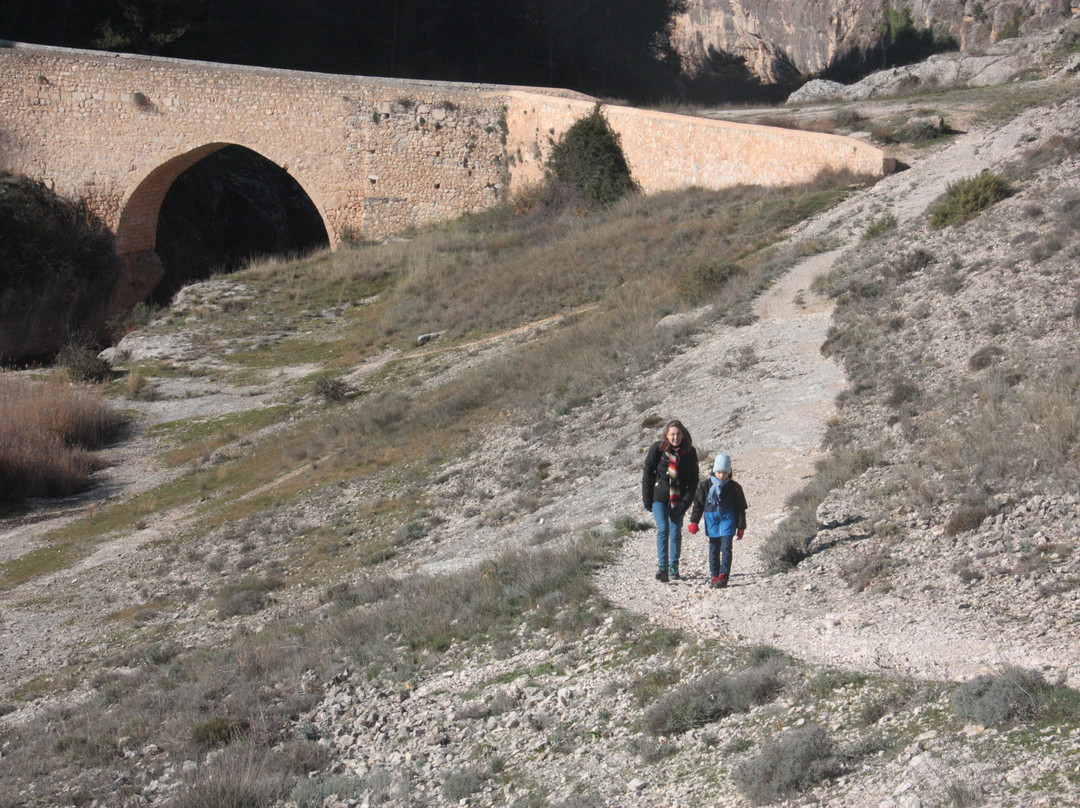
[2,27,1080,808]
[671,0,1076,85]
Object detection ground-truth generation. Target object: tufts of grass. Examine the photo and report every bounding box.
[677,260,744,302]
[0,374,120,505]
[733,724,844,804]
[949,667,1046,727]
[643,656,787,736]
[944,503,994,537]
[627,734,680,763]
[968,345,1005,371]
[290,774,363,808]
[173,746,290,808]
[841,553,898,593]
[191,715,251,748]
[216,575,284,618]
[760,444,881,573]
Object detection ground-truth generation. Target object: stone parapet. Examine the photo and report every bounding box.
[503,91,891,196]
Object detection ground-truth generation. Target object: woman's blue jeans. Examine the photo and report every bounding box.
[652,501,683,569]
[709,534,734,578]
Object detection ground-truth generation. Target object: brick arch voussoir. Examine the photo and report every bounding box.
[116,142,337,259]
[111,142,336,312]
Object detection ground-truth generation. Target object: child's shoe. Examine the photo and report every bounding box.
[710,575,720,588]
[669,563,680,580]
[655,566,670,583]
[717,573,728,588]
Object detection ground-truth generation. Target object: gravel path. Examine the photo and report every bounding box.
[588,91,1080,686]
[591,245,852,655]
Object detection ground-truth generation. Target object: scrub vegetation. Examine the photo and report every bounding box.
[5,74,1080,806]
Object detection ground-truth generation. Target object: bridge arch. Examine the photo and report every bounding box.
[116,143,334,302]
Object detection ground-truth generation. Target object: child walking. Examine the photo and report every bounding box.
[687,453,748,588]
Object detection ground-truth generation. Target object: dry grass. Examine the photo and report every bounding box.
[0,374,119,504]
[198,176,864,485]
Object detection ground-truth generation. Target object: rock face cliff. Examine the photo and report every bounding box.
[671,0,1075,86]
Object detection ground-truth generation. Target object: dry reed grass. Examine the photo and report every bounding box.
[0,374,118,504]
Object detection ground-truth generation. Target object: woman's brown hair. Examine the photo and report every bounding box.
[658,419,693,452]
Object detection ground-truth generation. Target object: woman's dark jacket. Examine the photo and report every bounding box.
[641,442,699,514]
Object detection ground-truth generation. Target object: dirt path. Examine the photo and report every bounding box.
[591,94,1080,685]
[593,247,847,642]
[588,221,1057,684]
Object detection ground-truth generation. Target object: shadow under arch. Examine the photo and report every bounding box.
[115,143,332,307]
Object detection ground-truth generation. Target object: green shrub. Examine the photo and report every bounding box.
[677,261,744,301]
[546,104,636,208]
[808,668,868,697]
[880,3,958,67]
[896,118,946,144]
[630,667,682,707]
[0,173,122,363]
[950,667,1046,726]
[442,766,486,801]
[62,348,113,383]
[644,657,786,736]
[862,212,898,240]
[191,715,251,748]
[733,724,844,804]
[313,375,350,403]
[928,173,1013,228]
[0,172,118,299]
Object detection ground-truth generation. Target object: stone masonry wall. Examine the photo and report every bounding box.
[0,43,509,254]
[503,91,891,195]
[2,43,890,267]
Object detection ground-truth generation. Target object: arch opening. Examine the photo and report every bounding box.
[151,145,330,304]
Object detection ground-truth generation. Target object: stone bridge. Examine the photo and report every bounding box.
[1,41,891,304]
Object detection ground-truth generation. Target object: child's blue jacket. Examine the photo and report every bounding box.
[689,475,748,538]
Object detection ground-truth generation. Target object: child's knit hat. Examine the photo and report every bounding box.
[713,453,732,474]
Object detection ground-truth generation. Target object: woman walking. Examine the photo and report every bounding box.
[641,420,699,582]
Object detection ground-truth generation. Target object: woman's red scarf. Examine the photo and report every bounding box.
[665,447,684,508]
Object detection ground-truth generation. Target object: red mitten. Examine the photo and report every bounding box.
[687,523,698,535]
[736,529,744,540]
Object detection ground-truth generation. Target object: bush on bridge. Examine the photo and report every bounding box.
[545,104,637,208]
